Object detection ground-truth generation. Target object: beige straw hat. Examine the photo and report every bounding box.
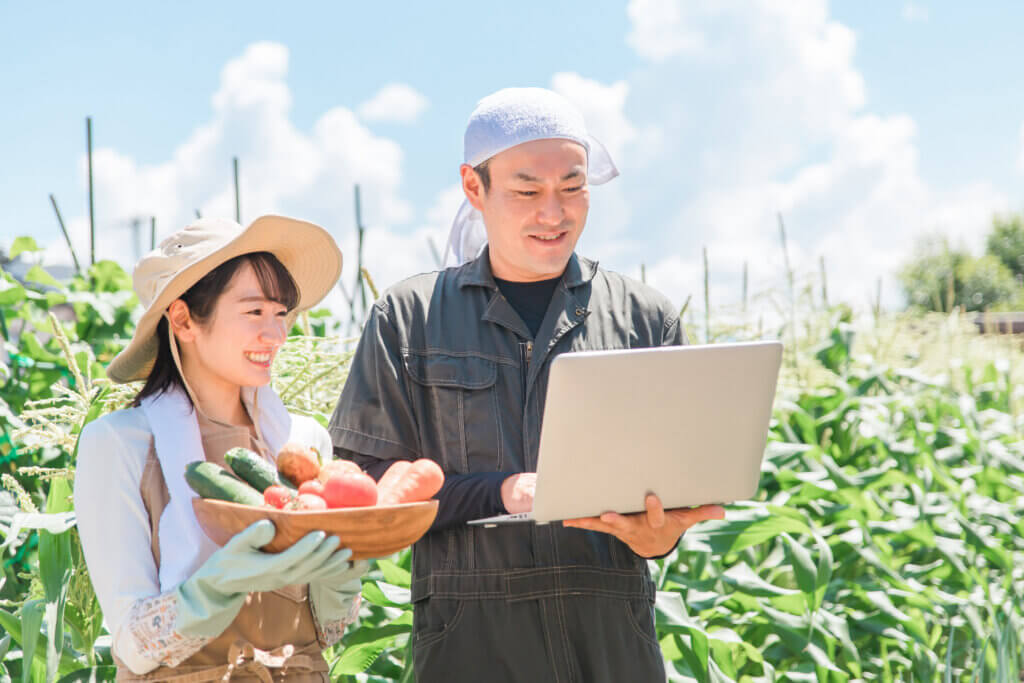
[107,215,342,384]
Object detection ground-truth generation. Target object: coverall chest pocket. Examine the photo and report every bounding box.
[402,352,500,474]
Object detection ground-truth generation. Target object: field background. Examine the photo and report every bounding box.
[1,247,1022,682]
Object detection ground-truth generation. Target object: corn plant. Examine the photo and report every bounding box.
[3,254,1024,682]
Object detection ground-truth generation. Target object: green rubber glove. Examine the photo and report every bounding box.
[176,520,353,637]
[309,559,370,625]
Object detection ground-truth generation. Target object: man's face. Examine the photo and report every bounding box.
[462,138,589,282]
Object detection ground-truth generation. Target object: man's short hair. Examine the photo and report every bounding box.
[474,160,491,193]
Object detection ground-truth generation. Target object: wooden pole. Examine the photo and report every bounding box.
[427,236,443,269]
[778,213,794,300]
[86,117,96,265]
[875,278,883,322]
[49,194,82,275]
[819,255,829,309]
[355,184,367,316]
[778,213,799,372]
[742,261,748,313]
[703,246,710,344]
[233,157,241,223]
[131,217,142,261]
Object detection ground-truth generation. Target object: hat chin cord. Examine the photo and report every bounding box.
[165,313,205,413]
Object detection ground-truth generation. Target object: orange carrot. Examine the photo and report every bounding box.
[376,460,412,504]
[380,459,444,505]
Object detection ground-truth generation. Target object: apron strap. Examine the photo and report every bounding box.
[222,640,328,682]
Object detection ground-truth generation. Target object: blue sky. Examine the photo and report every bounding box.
[2,1,1022,313]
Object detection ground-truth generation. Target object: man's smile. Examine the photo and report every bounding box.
[529,231,569,243]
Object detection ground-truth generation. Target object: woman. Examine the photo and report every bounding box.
[74,215,366,681]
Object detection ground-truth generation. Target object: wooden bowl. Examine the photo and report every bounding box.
[192,498,438,560]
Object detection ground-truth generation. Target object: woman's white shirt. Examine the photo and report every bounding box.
[73,405,332,674]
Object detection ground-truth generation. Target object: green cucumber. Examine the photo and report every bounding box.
[224,447,280,493]
[185,461,264,506]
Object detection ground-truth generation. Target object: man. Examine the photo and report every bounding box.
[329,87,724,682]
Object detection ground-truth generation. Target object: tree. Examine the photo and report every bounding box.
[958,254,1021,311]
[898,233,1023,312]
[986,213,1024,280]
[898,236,967,311]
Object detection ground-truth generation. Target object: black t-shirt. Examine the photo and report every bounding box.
[494,276,561,338]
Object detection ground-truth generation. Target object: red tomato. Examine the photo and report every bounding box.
[263,485,295,509]
[299,479,326,496]
[317,459,363,483]
[294,493,328,511]
[322,471,378,508]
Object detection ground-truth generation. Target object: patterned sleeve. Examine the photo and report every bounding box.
[124,592,212,667]
[310,592,362,648]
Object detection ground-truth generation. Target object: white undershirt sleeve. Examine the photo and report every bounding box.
[74,414,209,674]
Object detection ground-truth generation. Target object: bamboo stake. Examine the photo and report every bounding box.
[819,255,829,309]
[427,236,443,269]
[874,278,883,324]
[945,271,954,313]
[778,214,794,301]
[131,217,142,261]
[337,279,357,327]
[742,261,748,313]
[233,157,241,223]
[354,184,367,318]
[930,286,942,313]
[49,194,82,275]
[778,213,799,372]
[679,294,692,318]
[86,117,96,266]
[703,246,710,344]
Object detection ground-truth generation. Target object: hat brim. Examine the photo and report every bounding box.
[107,215,342,383]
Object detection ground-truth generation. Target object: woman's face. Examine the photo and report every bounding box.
[177,262,290,392]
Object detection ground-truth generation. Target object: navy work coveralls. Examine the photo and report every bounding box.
[329,251,685,682]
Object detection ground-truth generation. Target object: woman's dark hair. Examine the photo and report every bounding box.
[131,251,299,406]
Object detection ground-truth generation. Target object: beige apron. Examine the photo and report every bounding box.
[115,411,330,682]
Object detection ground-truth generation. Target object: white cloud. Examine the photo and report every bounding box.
[902,3,930,23]
[617,0,1005,311]
[55,41,417,302]
[551,73,637,163]
[626,0,707,62]
[357,83,430,124]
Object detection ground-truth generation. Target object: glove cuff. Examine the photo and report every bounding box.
[175,580,247,638]
[310,586,362,648]
[124,592,214,667]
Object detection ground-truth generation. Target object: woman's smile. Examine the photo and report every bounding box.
[243,350,274,367]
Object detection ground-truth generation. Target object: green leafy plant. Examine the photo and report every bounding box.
[3,250,1023,682]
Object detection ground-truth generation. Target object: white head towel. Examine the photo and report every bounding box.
[140,383,292,591]
[443,87,619,267]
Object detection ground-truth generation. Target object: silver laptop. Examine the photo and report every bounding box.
[468,341,783,526]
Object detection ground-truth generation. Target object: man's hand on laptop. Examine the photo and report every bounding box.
[501,473,537,514]
[562,494,726,558]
